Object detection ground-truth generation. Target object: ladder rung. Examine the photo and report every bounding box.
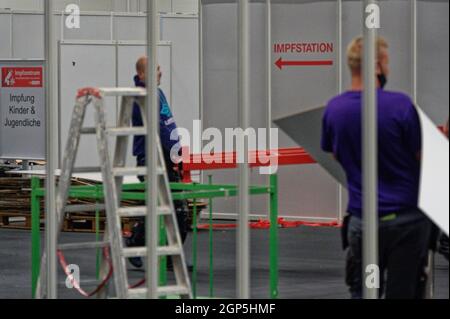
[99,88,146,97]
[65,204,105,213]
[112,167,164,177]
[122,246,181,258]
[117,206,171,218]
[80,127,96,134]
[58,241,110,251]
[58,279,102,287]
[107,128,147,137]
[128,285,190,298]
[73,167,102,174]
[158,285,191,297]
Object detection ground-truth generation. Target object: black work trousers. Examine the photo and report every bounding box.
[345,209,432,299]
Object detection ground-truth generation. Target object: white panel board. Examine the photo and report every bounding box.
[417,0,449,124]
[202,1,341,220]
[115,16,146,41]
[0,13,11,58]
[275,105,449,235]
[160,15,200,147]
[59,43,116,167]
[12,13,44,59]
[0,59,45,160]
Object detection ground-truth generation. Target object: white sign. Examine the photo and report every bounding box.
[0,60,45,160]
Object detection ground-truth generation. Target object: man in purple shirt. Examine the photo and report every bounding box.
[321,36,432,299]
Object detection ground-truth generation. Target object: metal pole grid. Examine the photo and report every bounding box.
[44,0,58,299]
[363,0,379,300]
[237,0,251,300]
[146,0,159,300]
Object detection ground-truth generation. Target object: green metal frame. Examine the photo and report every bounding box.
[30,174,279,299]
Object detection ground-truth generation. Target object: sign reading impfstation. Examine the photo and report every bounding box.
[0,60,45,160]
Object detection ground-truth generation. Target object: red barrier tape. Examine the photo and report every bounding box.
[58,247,113,297]
[197,218,341,230]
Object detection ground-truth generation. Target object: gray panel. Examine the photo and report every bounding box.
[0,14,11,58]
[203,1,341,220]
[417,0,449,124]
[202,3,269,218]
[63,15,112,41]
[12,14,44,59]
[115,16,146,41]
[59,44,116,167]
[342,0,413,96]
[271,0,340,220]
[160,16,200,147]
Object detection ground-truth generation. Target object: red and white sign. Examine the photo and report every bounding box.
[273,42,335,70]
[1,67,43,88]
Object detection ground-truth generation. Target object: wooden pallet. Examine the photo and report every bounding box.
[0,212,34,230]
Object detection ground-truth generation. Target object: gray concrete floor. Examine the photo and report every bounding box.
[0,226,448,299]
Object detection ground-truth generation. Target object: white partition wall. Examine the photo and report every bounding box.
[59,41,173,168]
[417,0,449,124]
[202,0,341,221]
[0,11,199,168]
[202,0,449,221]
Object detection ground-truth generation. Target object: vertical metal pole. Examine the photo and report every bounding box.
[412,0,418,104]
[208,175,214,298]
[337,0,343,94]
[44,0,58,300]
[337,0,344,223]
[412,1,433,299]
[146,0,159,300]
[363,0,379,300]
[199,0,204,184]
[237,0,250,300]
[192,200,198,298]
[31,177,41,299]
[265,0,273,227]
[266,0,272,148]
[269,174,279,299]
[9,12,13,58]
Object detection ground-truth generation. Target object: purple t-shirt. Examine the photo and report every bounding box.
[321,89,422,218]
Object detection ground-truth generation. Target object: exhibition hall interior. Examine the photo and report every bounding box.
[0,0,448,300]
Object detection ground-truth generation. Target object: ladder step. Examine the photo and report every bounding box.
[112,167,164,177]
[122,246,182,258]
[117,206,171,218]
[80,127,96,134]
[107,128,147,137]
[65,204,105,213]
[58,241,110,251]
[99,88,146,97]
[58,279,102,287]
[72,167,102,174]
[128,285,190,298]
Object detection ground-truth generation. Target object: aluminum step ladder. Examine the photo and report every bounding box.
[36,87,192,299]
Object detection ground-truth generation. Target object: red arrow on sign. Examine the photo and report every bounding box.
[275,57,334,70]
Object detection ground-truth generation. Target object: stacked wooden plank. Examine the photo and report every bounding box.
[0,172,208,232]
[0,174,139,232]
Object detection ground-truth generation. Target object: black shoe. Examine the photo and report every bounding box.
[125,236,143,269]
